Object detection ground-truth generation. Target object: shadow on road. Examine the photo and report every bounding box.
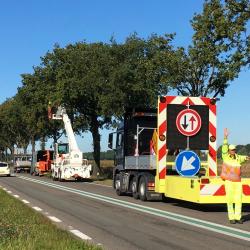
[162,197,250,213]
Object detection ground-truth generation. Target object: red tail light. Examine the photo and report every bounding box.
[147,182,155,187]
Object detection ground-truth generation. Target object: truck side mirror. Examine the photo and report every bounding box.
[108,133,113,149]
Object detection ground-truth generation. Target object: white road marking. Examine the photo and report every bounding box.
[3,188,7,190]
[86,182,112,188]
[14,195,20,198]
[32,206,43,211]
[7,190,12,193]
[22,199,30,204]
[48,216,62,223]
[70,229,92,240]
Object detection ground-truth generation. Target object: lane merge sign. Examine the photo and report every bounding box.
[176,109,201,136]
[175,150,201,176]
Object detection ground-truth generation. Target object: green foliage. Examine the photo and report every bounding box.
[83,150,114,160]
[217,143,250,158]
[105,33,176,118]
[167,0,250,97]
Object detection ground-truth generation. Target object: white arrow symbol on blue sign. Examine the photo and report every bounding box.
[181,156,196,171]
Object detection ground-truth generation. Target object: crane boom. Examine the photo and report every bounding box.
[52,106,80,152]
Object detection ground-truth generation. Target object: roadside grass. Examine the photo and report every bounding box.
[0,189,101,250]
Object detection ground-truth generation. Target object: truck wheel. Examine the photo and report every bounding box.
[139,177,147,201]
[131,177,139,199]
[115,173,123,196]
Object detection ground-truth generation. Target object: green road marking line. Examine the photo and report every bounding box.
[18,176,250,242]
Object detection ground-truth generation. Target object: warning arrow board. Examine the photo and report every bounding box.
[176,109,201,136]
[175,150,201,176]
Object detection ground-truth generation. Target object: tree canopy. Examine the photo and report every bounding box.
[166,0,250,97]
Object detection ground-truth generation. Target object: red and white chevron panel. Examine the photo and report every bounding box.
[158,97,167,179]
[200,184,250,196]
[200,184,225,196]
[157,96,217,180]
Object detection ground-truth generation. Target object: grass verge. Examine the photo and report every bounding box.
[0,189,101,250]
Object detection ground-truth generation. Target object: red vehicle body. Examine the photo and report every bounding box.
[35,150,54,176]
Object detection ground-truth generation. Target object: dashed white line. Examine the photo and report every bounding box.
[7,190,12,193]
[48,216,62,223]
[3,188,7,190]
[22,199,30,204]
[32,206,43,211]
[70,229,92,240]
[14,195,20,198]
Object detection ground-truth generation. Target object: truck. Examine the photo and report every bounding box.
[14,154,32,173]
[50,106,92,181]
[34,150,54,176]
[109,96,250,203]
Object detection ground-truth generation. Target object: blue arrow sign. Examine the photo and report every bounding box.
[175,150,201,176]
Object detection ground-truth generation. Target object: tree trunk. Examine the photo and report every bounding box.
[31,136,36,174]
[10,144,15,165]
[24,147,27,154]
[5,148,8,161]
[40,136,46,150]
[89,114,102,176]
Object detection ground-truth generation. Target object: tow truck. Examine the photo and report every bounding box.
[109,96,250,203]
[50,106,92,181]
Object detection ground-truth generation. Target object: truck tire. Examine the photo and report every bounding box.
[139,176,147,201]
[115,173,123,196]
[131,177,139,199]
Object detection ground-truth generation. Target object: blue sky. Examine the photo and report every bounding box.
[0,0,249,152]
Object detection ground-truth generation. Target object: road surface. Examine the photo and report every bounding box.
[0,174,250,250]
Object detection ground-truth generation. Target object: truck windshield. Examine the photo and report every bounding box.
[58,144,69,154]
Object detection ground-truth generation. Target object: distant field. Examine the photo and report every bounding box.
[0,189,100,250]
[99,160,114,168]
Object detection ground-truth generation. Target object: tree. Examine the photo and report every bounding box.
[167,0,250,97]
[40,35,176,174]
[102,33,177,118]
[17,67,63,168]
[0,98,30,160]
[42,42,114,175]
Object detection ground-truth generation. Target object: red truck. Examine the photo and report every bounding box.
[35,150,54,176]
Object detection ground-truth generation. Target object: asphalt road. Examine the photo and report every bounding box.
[0,174,250,250]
